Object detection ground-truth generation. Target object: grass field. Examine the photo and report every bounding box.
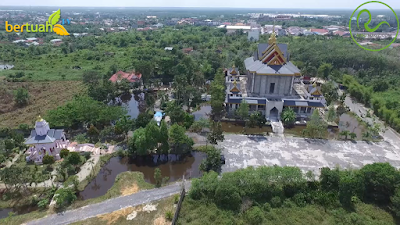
[69,171,154,210]
[0,80,85,128]
[71,195,176,225]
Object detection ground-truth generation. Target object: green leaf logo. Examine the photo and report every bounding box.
[48,9,61,26]
[357,9,390,32]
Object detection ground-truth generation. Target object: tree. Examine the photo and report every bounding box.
[317,63,333,79]
[189,118,210,133]
[14,88,29,107]
[87,124,99,142]
[42,155,55,165]
[66,152,82,168]
[326,105,337,122]
[321,81,339,106]
[302,110,328,139]
[60,148,69,159]
[168,124,194,154]
[158,121,170,155]
[245,206,265,225]
[248,112,266,128]
[339,130,350,140]
[114,115,135,135]
[360,163,400,204]
[281,108,296,127]
[154,168,162,188]
[207,121,224,145]
[210,69,226,120]
[165,101,186,125]
[129,128,151,156]
[200,146,222,172]
[391,188,400,216]
[135,113,152,128]
[235,100,249,121]
[54,188,77,209]
[349,132,357,140]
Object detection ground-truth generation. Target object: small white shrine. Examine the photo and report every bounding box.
[25,116,69,164]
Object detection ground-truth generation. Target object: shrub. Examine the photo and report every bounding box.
[60,149,69,159]
[165,210,173,221]
[263,202,271,212]
[54,188,77,209]
[82,151,91,160]
[244,206,264,225]
[174,194,180,204]
[270,196,282,208]
[42,155,55,165]
[37,198,49,209]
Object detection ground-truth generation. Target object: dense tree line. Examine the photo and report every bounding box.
[184,163,400,224]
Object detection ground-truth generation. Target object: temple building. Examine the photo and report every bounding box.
[25,116,69,164]
[225,29,326,122]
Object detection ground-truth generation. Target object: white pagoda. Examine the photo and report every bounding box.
[25,116,69,164]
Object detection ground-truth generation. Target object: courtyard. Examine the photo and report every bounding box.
[220,134,400,175]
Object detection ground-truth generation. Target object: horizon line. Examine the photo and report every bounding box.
[0,5,397,10]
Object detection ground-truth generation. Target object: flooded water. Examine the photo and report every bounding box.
[78,152,206,200]
[220,121,272,134]
[0,205,38,220]
[0,64,14,70]
[111,93,147,119]
[338,113,365,140]
[192,105,211,121]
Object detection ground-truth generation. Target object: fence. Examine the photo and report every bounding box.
[172,185,186,225]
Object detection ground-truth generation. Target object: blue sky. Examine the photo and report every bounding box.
[1,0,399,9]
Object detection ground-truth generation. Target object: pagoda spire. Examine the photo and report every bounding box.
[268,25,277,45]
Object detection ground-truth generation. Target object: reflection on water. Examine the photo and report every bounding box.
[192,105,211,121]
[220,121,272,134]
[338,113,364,139]
[78,152,206,200]
[0,64,14,70]
[111,93,147,119]
[0,205,38,220]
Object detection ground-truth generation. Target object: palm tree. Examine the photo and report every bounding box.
[349,132,357,140]
[281,108,296,127]
[339,130,350,140]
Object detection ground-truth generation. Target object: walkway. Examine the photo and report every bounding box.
[27,182,190,225]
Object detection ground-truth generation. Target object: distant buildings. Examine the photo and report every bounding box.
[248,28,260,41]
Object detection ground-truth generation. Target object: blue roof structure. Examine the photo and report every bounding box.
[25,129,64,145]
[283,100,325,108]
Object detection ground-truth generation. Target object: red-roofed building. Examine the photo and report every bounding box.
[310,29,329,35]
[109,71,142,83]
[182,47,193,54]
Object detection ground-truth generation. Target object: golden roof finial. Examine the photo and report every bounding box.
[36,115,44,122]
[232,64,236,68]
[268,26,277,45]
[233,78,237,87]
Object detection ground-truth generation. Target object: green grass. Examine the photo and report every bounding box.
[0,210,48,225]
[178,198,396,225]
[69,196,176,225]
[69,171,154,209]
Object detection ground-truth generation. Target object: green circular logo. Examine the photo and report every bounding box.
[349,1,399,51]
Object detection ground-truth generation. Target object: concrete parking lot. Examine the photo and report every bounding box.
[220,134,400,175]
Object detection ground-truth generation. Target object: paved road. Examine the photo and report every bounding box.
[344,95,400,147]
[27,181,190,225]
[220,134,400,175]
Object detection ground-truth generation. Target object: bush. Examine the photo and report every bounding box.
[165,210,173,221]
[66,152,82,166]
[270,196,282,208]
[244,206,264,225]
[60,149,69,158]
[263,202,271,212]
[54,188,77,209]
[174,194,180,204]
[82,151,91,160]
[37,198,49,209]
[42,155,55,165]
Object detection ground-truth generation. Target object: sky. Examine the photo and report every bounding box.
[0,0,400,9]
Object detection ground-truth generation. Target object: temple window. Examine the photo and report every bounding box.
[301,107,307,113]
[307,107,312,113]
[270,83,275,94]
[259,105,265,110]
